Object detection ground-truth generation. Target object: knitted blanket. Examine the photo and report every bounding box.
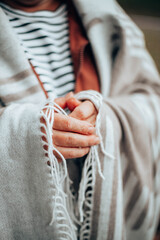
[0,0,160,239]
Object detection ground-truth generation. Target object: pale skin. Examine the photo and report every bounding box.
[1,0,100,159]
[53,93,99,159]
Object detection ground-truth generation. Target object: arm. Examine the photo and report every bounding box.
[61,7,160,239]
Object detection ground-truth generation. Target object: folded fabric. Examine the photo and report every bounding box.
[0,0,160,239]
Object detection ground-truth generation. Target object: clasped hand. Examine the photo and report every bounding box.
[42,92,100,160]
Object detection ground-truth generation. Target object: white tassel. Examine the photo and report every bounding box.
[96,112,115,160]
[40,99,77,240]
[78,111,115,240]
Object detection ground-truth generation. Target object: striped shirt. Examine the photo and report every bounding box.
[0,2,75,98]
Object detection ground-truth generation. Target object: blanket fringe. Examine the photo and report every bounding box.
[78,110,115,239]
[40,99,115,240]
[40,99,77,240]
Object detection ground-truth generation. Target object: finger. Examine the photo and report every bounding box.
[53,146,90,160]
[53,113,95,135]
[52,92,74,109]
[69,100,97,120]
[86,114,97,126]
[65,91,74,100]
[54,96,67,109]
[53,130,100,147]
[67,97,81,111]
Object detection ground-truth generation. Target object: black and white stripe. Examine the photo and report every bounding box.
[0,3,75,98]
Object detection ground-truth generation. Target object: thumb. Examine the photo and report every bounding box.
[54,96,67,109]
[65,91,74,100]
[67,97,81,111]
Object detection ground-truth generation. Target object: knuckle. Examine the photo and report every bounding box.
[81,125,88,133]
[66,135,73,145]
[65,118,71,129]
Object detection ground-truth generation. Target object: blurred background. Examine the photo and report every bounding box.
[117,0,160,72]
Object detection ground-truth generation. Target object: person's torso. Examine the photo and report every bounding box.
[0,2,75,98]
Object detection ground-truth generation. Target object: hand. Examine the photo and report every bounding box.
[54,93,99,159]
[41,92,99,161]
[52,113,99,160]
[67,98,98,126]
